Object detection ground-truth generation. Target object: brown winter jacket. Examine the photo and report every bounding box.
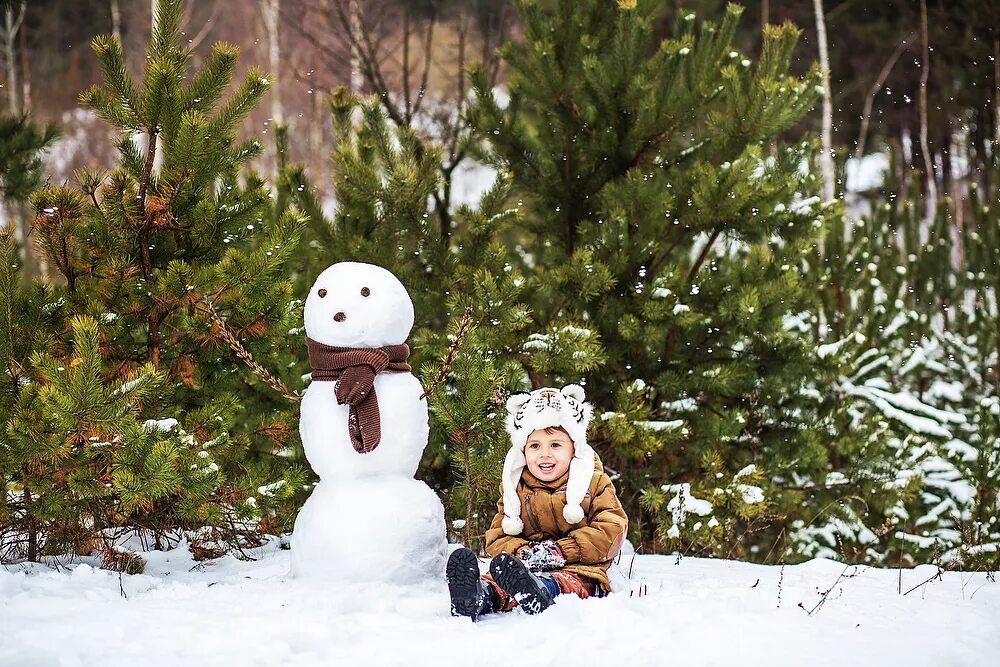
[484,454,628,592]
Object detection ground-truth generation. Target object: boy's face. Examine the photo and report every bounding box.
[524,428,575,482]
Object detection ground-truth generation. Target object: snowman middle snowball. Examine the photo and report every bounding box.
[299,261,427,478]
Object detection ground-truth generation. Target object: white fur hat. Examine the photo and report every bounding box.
[501,384,595,536]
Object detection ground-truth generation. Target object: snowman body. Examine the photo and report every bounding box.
[291,262,447,585]
[299,372,427,479]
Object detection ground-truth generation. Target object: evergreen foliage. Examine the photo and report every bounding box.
[0,114,58,204]
[1,0,306,566]
[787,151,1000,570]
[4,0,997,572]
[470,0,831,557]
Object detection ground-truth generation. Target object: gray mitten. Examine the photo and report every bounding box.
[516,540,567,571]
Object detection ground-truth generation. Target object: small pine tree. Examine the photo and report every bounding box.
[3,0,307,565]
[471,0,829,557]
[787,146,1000,569]
[0,113,58,203]
[0,113,59,278]
[284,86,537,549]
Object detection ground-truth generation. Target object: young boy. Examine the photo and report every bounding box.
[447,384,628,620]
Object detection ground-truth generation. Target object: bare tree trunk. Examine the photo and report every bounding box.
[148,0,163,176]
[349,0,363,96]
[994,38,1000,146]
[111,0,122,42]
[762,0,769,27]
[950,131,964,272]
[18,10,28,111]
[260,0,282,124]
[918,0,936,220]
[2,2,25,114]
[310,86,325,195]
[993,37,1000,388]
[812,0,835,202]
[23,475,37,562]
[854,34,913,163]
[348,0,363,126]
[402,5,411,121]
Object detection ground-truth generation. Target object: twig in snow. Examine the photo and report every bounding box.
[900,543,946,597]
[969,567,996,601]
[800,563,863,615]
[901,563,945,596]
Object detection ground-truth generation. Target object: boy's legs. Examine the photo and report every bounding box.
[479,573,518,612]
[483,566,598,611]
[487,552,553,615]
[479,573,560,611]
[447,548,500,620]
[548,570,597,599]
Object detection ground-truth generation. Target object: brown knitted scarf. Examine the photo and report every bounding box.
[306,338,412,454]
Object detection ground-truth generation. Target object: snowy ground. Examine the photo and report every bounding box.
[2,540,997,667]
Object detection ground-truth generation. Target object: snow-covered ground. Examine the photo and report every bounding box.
[2,540,997,667]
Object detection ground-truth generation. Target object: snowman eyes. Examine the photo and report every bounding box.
[316,287,367,298]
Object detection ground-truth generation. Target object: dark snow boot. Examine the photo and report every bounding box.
[447,548,495,621]
[488,552,554,615]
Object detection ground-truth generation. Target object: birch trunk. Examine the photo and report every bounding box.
[111,0,122,42]
[260,0,282,124]
[918,0,936,221]
[2,3,25,114]
[812,0,835,203]
[18,10,28,111]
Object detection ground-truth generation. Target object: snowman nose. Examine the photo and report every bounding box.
[334,312,347,322]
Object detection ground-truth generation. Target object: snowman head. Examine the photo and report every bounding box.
[304,262,414,347]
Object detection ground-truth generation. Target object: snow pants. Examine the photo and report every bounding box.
[481,570,599,612]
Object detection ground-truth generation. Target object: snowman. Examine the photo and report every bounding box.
[290,261,447,584]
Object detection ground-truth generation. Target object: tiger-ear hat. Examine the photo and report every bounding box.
[501,384,595,536]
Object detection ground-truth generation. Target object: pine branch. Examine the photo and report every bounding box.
[420,306,474,400]
[197,296,300,403]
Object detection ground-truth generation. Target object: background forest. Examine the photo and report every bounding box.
[1,0,999,574]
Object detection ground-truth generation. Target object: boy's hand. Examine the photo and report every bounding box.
[516,540,566,571]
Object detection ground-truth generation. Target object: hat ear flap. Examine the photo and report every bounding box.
[501,445,526,536]
[563,444,595,525]
[506,392,532,413]
[561,383,586,403]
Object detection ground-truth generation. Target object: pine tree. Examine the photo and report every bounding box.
[470,0,832,557]
[0,229,61,561]
[787,146,1000,569]
[0,113,58,203]
[283,85,535,550]
[0,113,59,278]
[2,0,307,565]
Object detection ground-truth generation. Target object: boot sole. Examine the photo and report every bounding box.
[489,552,553,615]
[446,549,483,619]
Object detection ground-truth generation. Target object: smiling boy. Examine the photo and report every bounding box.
[446,385,629,620]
